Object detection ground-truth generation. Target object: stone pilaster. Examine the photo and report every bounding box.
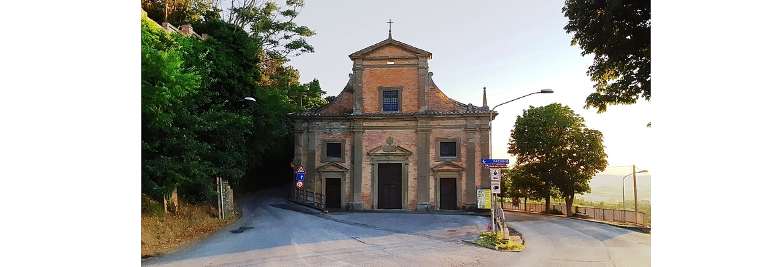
[465,117,477,211]
[416,118,431,211]
[349,119,364,210]
[352,60,364,114]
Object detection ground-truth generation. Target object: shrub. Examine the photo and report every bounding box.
[474,231,525,251]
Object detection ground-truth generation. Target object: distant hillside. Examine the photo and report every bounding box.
[579,174,651,204]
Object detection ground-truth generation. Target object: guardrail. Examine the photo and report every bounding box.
[501,201,648,227]
[290,187,325,210]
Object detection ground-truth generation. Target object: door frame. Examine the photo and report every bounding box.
[435,171,462,210]
[371,160,408,210]
[320,171,345,210]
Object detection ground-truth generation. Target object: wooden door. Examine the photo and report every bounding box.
[440,178,457,210]
[325,178,341,209]
[377,163,402,209]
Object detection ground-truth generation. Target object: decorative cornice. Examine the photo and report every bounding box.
[431,162,465,172]
[316,162,350,172]
[367,143,413,157]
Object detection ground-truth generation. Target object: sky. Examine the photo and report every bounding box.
[277,1,651,177]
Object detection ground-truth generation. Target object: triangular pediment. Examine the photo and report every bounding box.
[349,38,432,60]
[316,162,349,172]
[431,162,465,172]
[367,143,413,157]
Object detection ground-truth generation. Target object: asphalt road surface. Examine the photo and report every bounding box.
[142,186,650,267]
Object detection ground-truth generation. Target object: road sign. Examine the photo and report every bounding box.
[485,164,508,168]
[491,180,501,194]
[296,165,306,173]
[296,173,305,181]
[481,159,509,165]
[490,168,501,181]
[477,189,491,209]
[295,181,304,188]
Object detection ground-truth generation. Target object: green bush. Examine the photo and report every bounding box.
[474,231,524,250]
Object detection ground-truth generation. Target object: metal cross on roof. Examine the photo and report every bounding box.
[387,19,393,39]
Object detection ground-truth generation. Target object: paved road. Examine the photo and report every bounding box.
[141,186,650,266]
[504,211,651,266]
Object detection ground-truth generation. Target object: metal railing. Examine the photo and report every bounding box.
[492,199,510,239]
[290,187,326,210]
[501,201,648,227]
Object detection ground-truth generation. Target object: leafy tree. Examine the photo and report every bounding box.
[505,165,550,209]
[142,1,322,199]
[284,78,328,110]
[142,17,206,201]
[562,0,650,113]
[225,0,315,62]
[142,0,222,25]
[324,95,337,104]
[508,103,608,216]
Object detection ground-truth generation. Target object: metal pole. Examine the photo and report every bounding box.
[220,177,225,219]
[622,177,626,222]
[633,165,638,223]
[216,177,222,219]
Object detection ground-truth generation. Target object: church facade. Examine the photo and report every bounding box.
[289,34,494,211]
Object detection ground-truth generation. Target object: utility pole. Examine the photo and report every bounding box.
[633,165,638,221]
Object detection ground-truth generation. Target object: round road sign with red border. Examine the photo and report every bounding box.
[295,181,304,188]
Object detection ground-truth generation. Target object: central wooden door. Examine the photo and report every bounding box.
[325,178,341,209]
[377,163,402,209]
[439,178,457,210]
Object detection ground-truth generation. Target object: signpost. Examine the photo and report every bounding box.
[490,168,501,180]
[491,180,501,193]
[296,165,305,188]
[481,159,509,165]
[482,159,507,232]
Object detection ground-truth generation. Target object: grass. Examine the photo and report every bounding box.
[141,194,237,259]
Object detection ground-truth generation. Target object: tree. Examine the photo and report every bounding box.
[225,0,315,63]
[142,0,222,25]
[508,103,608,216]
[506,165,550,210]
[562,0,650,113]
[142,17,208,202]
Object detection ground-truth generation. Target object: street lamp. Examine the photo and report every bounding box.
[487,88,552,232]
[217,96,257,219]
[488,88,553,156]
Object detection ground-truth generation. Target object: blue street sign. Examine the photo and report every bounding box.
[481,158,509,165]
[296,173,305,181]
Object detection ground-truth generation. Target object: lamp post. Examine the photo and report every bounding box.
[622,168,648,211]
[621,166,648,225]
[488,88,553,157]
[217,96,257,219]
[487,88,552,232]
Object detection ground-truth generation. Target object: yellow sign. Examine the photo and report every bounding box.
[477,189,491,209]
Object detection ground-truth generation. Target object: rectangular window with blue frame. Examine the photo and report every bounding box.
[382,90,399,112]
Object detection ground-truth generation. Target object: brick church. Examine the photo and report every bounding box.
[289,30,493,211]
